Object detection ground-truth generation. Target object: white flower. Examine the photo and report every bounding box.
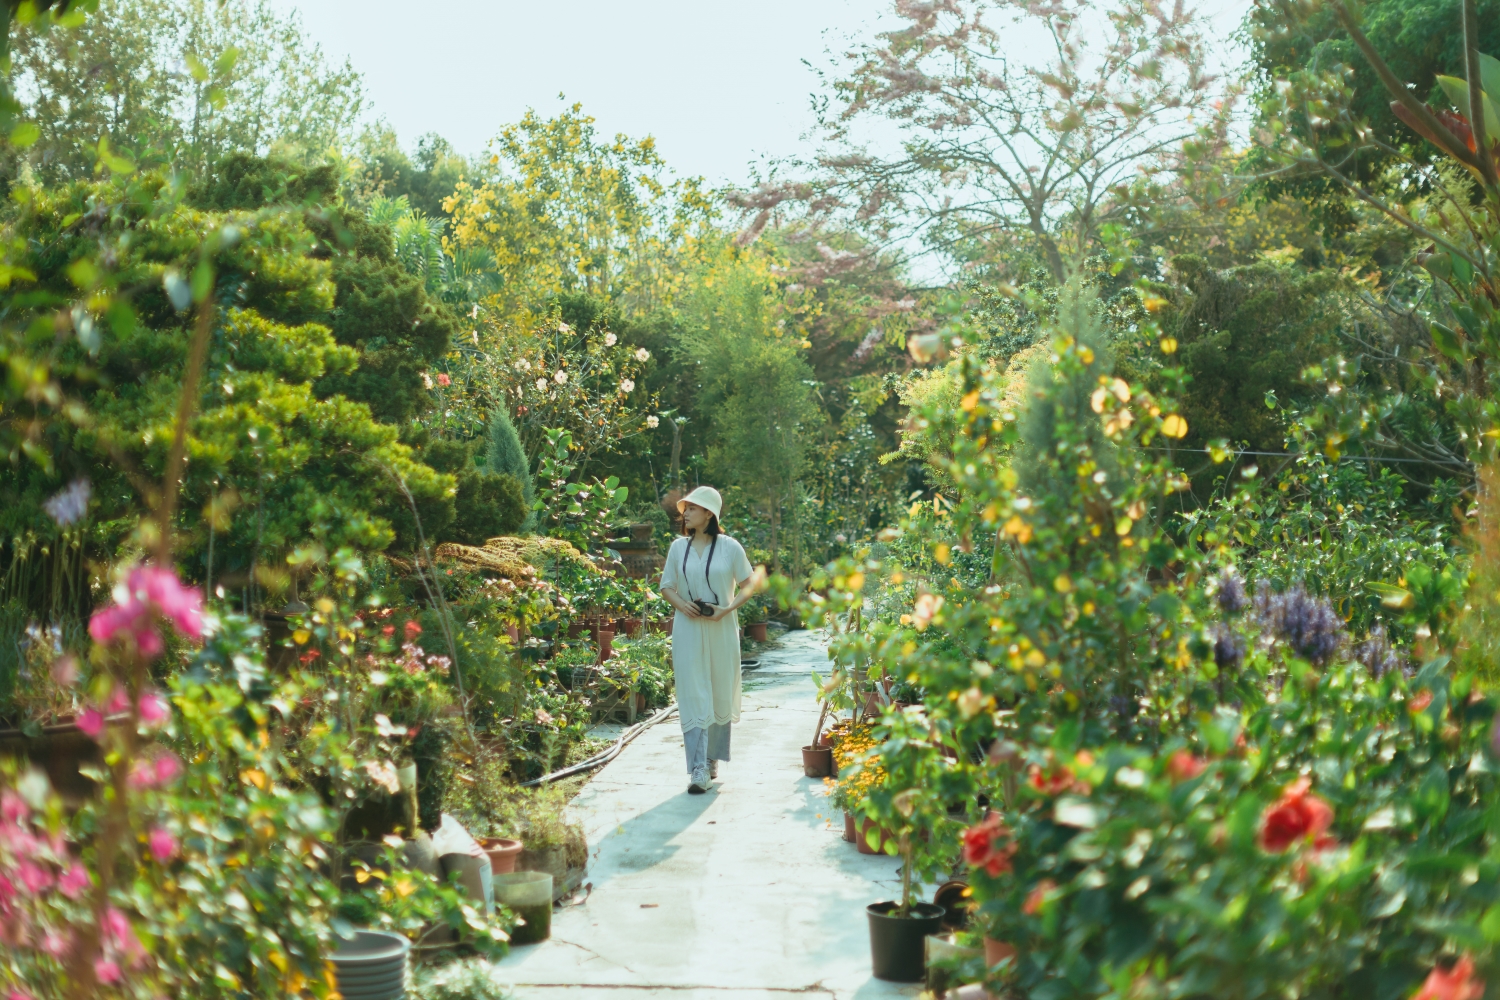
[422,372,434,389]
[363,760,401,795]
[604,332,618,346]
[535,378,548,392]
[554,370,568,384]
[558,321,572,334]
[647,415,660,429]
[620,379,635,393]
[635,347,650,362]
[516,358,531,371]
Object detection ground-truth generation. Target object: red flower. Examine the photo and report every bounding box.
[1022,878,1056,916]
[1412,955,1484,1000]
[1259,777,1336,853]
[1029,764,1075,796]
[962,812,1016,876]
[404,620,423,638]
[1409,690,1434,713]
[1166,750,1206,782]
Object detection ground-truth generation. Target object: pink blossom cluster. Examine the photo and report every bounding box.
[398,643,450,678]
[0,785,147,991]
[88,564,204,660]
[77,687,172,741]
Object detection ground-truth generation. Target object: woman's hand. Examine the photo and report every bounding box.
[682,602,703,619]
[707,605,731,622]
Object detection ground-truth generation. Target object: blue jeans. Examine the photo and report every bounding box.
[683,723,731,774]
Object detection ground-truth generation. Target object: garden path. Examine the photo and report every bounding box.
[489,627,921,1000]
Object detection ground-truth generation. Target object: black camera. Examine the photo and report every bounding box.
[691,599,717,617]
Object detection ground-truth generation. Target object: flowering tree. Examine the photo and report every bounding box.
[781,0,1235,281]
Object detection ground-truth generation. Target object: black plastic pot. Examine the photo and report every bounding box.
[867,901,945,982]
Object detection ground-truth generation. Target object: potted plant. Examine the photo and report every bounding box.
[742,591,771,643]
[857,710,955,982]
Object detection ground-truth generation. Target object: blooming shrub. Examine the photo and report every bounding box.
[803,279,1500,998]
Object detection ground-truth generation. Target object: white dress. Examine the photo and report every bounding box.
[660,534,754,731]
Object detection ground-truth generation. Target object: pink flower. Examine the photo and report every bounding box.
[437,372,451,386]
[9,990,36,1000]
[137,690,170,727]
[147,828,177,862]
[1,790,27,824]
[41,930,69,956]
[93,959,121,984]
[154,752,182,785]
[104,687,130,715]
[16,860,52,894]
[59,865,89,898]
[77,708,104,739]
[88,564,203,660]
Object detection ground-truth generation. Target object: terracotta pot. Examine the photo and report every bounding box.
[662,617,674,636]
[747,621,768,643]
[867,901,944,981]
[567,621,588,639]
[596,629,616,662]
[476,837,524,875]
[843,812,857,843]
[617,617,642,638]
[801,744,833,777]
[857,817,893,855]
[635,693,647,713]
[506,624,521,644]
[983,935,1017,969]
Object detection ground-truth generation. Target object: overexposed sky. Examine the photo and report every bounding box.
[270,0,1256,189]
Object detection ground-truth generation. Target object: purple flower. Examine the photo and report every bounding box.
[1216,572,1248,615]
[43,479,91,527]
[1255,584,1345,665]
[1212,624,1246,671]
[1354,624,1404,679]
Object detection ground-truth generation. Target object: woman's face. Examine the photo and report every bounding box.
[681,502,710,532]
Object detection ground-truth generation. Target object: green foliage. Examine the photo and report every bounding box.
[1150,256,1349,458]
[485,408,536,530]
[5,0,365,184]
[1248,0,1500,187]
[423,437,526,545]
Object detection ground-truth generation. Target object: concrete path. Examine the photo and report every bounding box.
[491,628,922,1000]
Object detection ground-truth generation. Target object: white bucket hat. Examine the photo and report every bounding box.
[676,485,723,520]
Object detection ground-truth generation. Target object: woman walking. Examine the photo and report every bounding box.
[658,486,762,794]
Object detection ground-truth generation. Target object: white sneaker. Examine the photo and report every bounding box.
[709,760,718,779]
[688,764,711,794]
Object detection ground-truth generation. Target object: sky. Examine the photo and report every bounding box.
[269,0,1257,190]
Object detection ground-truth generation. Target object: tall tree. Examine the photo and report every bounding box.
[6,0,363,184]
[783,0,1235,283]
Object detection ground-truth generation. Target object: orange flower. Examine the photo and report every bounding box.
[1411,955,1484,1000]
[1166,750,1206,782]
[1022,878,1057,916]
[1409,690,1434,713]
[1259,777,1336,853]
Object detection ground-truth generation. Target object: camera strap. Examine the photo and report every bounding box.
[682,534,720,607]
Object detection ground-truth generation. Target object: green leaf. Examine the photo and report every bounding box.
[186,52,210,82]
[1430,322,1465,361]
[1436,75,1500,143]
[8,121,39,148]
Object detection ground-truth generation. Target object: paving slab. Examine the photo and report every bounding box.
[490,629,922,1000]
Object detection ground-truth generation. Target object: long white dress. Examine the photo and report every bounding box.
[660,533,754,733]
